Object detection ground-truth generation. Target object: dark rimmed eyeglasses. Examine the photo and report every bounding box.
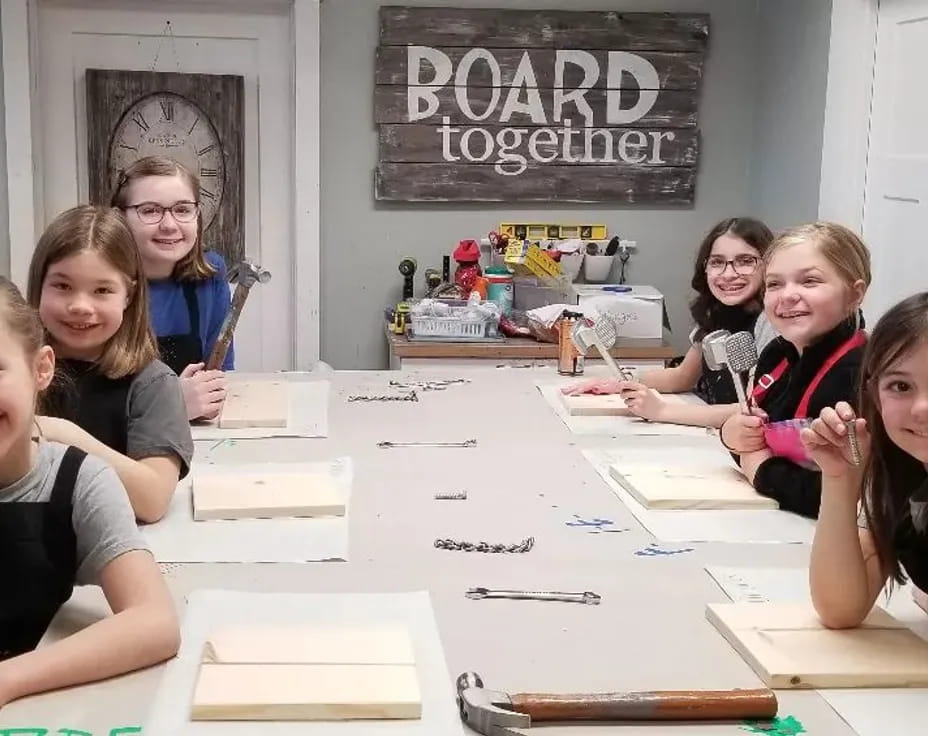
[705,255,760,275]
[125,201,199,225]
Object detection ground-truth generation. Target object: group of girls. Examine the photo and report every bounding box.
[0,156,234,705]
[1,160,926,705]
[564,216,927,626]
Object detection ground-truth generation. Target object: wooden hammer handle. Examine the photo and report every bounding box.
[206,284,250,370]
[511,689,777,722]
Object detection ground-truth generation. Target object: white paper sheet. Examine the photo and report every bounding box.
[582,448,815,543]
[191,377,329,440]
[143,589,464,736]
[142,458,351,562]
[536,382,712,437]
[705,566,928,736]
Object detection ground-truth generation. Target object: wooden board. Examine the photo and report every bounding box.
[560,391,688,417]
[218,380,288,429]
[203,626,415,665]
[192,471,344,521]
[379,8,710,51]
[375,163,696,204]
[191,663,422,721]
[609,462,778,510]
[706,602,928,689]
[191,626,421,721]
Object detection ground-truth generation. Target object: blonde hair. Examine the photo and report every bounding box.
[0,276,45,356]
[109,155,215,282]
[765,222,872,295]
[26,205,158,379]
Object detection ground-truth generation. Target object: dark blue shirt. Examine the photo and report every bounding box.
[147,251,234,370]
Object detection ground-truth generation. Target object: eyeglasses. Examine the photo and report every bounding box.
[705,255,760,275]
[125,201,199,225]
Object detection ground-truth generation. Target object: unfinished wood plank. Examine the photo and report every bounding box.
[203,626,414,665]
[609,462,778,510]
[191,663,422,721]
[560,391,688,417]
[219,380,288,429]
[707,602,928,689]
[192,471,344,521]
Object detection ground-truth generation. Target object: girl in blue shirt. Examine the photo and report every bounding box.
[111,156,231,420]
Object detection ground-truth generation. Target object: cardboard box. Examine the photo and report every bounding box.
[574,285,664,339]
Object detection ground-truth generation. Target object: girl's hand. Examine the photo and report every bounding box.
[179,363,227,421]
[720,408,769,453]
[620,383,666,421]
[561,377,632,396]
[35,416,84,445]
[800,402,870,478]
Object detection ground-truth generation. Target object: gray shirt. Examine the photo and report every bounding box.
[124,360,194,479]
[0,441,149,584]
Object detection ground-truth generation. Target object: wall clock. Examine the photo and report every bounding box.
[86,69,245,265]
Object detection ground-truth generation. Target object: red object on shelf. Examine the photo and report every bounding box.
[453,239,482,295]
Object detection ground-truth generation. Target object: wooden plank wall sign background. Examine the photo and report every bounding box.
[374,7,709,203]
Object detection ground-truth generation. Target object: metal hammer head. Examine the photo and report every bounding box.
[723,330,759,374]
[701,329,731,371]
[456,671,530,736]
[229,259,271,288]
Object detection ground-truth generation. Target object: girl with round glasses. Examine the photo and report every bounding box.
[111,156,231,421]
[564,217,775,428]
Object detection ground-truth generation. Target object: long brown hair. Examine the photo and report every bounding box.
[26,205,157,378]
[689,217,774,333]
[109,155,215,281]
[859,292,928,584]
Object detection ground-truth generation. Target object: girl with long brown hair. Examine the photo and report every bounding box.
[804,292,928,627]
[27,205,193,523]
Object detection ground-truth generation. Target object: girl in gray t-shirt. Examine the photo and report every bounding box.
[26,205,194,523]
[0,276,178,707]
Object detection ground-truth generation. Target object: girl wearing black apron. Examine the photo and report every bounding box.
[0,275,178,705]
[806,292,928,628]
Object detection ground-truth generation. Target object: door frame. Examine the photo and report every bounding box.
[1,0,321,368]
[817,0,880,232]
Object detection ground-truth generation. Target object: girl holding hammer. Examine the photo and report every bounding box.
[26,205,193,523]
[111,155,231,421]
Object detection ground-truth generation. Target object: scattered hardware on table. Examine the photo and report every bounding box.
[347,392,418,403]
[434,491,468,500]
[378,439,477,449]
[465,588,601,604]
[435,537,535,553]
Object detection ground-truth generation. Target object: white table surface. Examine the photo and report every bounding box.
[0,367,863,735]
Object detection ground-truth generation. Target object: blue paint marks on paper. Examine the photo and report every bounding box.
[634,543,694,557]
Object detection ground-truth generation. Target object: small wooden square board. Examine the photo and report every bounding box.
[559,391,686,416]
[707,602,928,688]
[609,462,778,510]
[191,626,421,721]
[219,380,289,429]
[192,471,345,520]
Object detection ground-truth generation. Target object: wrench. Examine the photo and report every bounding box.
[465,588,601,605]
[377,439,477,448]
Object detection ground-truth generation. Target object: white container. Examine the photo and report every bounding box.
[558,251,584,282]
[583,254,614,282]
[574,284,665,338]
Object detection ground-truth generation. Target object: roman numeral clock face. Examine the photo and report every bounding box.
[109,92,224,229]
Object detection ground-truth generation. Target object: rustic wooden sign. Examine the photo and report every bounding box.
[373,7,708,203]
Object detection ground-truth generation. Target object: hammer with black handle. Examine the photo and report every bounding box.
[456,672,777,735]
[205,259,271,371]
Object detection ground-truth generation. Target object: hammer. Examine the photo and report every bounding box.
[205,259,271,370]
[456,672,777,735]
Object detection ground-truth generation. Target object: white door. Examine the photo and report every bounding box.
[36,2,294,371]
[862,0,928,321]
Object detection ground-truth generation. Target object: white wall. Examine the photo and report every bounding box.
[750,0,834,230]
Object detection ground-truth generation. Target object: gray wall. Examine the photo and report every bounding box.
[750,0,833,230]
[0,12,9,279]
[321,0,766,368]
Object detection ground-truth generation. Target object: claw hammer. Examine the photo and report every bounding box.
[206,259,271,370]
[455,671,777,735]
